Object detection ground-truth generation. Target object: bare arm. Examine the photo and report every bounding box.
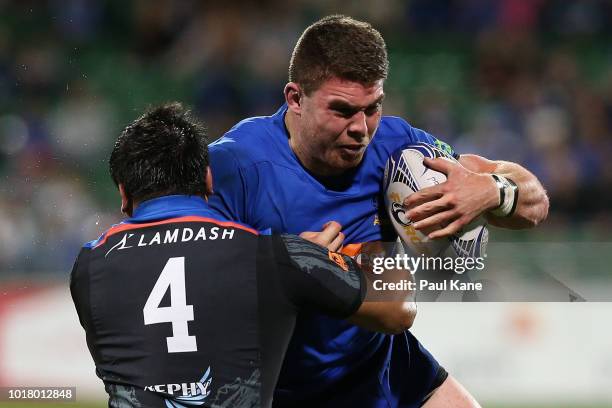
[349,301,416,334]
[403,155,549,238]
[348,262,417,334]
[298,225,417,334]
[347,240,417,334]
[459,154,549,229]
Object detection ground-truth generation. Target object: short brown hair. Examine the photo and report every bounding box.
[289,15,388,95]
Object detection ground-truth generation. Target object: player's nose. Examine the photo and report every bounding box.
[347,111,367,140]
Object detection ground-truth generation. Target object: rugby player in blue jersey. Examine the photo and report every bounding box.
[209,15,549,407]
[72,103,419,408]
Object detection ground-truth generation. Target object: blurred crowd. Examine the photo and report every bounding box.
[0,0,611,275]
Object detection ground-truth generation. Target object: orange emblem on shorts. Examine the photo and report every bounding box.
[328,251,349,271]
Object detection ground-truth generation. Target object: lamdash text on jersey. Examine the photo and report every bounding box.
[105,226,235,257]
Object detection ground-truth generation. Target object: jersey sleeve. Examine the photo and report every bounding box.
[272,234,366,319]
[70,248,90,329]
[390,116,460,160]
[208,143,250,222]
[69,248,101,363]
[415,131,460,160]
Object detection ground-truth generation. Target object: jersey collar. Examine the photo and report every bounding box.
[132,195,213,220]
[271,103,288,122]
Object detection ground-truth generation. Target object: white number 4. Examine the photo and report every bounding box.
[143,257,197,353]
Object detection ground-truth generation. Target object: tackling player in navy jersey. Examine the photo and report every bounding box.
[70,103,417,407]
[209,15,549,407]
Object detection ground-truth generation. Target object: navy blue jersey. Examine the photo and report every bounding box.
[209,105,458,407]
[70,195,366,407]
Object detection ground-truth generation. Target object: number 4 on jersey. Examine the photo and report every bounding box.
[143,257,198,353]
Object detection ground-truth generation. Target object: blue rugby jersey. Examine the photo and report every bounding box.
[209,105,457,407]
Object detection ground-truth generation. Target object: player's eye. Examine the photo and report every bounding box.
[334,108,356,119]
[365,103,381,116]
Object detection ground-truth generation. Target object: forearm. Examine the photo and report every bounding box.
[349,300,416,334]
[407,154,549,238]
[351,267,416,334]
[349,242,417,334]
[486,160,549,229]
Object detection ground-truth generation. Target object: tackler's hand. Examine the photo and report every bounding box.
[300,221,345,252]
[403,157,498,239]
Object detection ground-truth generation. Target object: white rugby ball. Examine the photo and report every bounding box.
[383,143,488,260]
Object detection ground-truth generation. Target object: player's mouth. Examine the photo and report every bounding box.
[338,144,365,156]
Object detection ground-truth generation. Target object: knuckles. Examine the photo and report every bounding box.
[445,194,456,207]
[403,195,416,208]
[326,221,342,230]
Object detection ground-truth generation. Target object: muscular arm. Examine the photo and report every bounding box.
[404,155,549,238]
[278,234,415,334]
[459,154,549,229]
[348,264,416,334]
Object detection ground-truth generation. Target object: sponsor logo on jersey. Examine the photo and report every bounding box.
[434,139,455,157]
[145,367,212,405]
[328,251,349,271]
[105,233,135,257]
[105,226,235,257]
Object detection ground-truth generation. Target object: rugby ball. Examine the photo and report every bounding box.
[383,143,488,260]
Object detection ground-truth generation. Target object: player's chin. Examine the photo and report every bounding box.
[334,149,365,169]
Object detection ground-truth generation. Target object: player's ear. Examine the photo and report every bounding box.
[205,166,213,197]
[118,183,133,217]
[284,82,302,114]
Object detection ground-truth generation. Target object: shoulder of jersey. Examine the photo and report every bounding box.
[209,114,282,165]
[82,221,126,249]
[81,214,263,251]
[372,116,418,148]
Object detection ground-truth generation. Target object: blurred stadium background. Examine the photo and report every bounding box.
[0,1,611,407]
